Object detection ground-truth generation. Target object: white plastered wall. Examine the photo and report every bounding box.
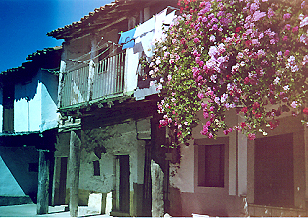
[40,70,59,132]
[14,70,59,133]
[169,108,243,195]
[0,88,3,132]
[14,73,41,132]
[0,156,25,196]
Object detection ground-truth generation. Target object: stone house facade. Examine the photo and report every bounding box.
[0,47,62,212]
[168,108,308,217]
[47,0,308,217]
[47,0,177,216]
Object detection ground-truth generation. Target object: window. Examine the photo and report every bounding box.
[198,144,224,187]
[93,160,100,176]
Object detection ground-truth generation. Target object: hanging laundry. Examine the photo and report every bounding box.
[133,42,143,54]
[134,16,155,39]
[152,8,167,43]
[161,10,176,41]
[164,10,176,28]
[118,28,136,49]
[141,30,155,57]
[133,17,155,57]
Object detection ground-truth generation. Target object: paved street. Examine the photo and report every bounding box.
[0,204,112,217]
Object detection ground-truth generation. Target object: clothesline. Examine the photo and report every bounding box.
[67,38,106,63]
[65,45,120,72]
[67,41,121,65]
[118,6,178,57]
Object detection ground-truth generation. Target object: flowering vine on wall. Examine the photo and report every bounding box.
[149,0,308,145]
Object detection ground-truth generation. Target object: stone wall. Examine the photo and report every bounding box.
[53,117,151,215]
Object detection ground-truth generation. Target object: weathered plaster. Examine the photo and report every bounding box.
[169,144,194,193]
[80,120,145,194]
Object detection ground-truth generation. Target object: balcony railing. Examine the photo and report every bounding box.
[92,51,125,100]
[61,51,126,108]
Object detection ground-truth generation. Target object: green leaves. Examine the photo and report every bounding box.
[149,0,308,145]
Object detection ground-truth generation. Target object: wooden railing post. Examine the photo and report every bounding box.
[87,60,95,101]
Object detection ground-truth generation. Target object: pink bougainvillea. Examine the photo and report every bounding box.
[149,0,308,145]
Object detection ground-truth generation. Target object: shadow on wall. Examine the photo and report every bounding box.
[14,70,58,105]
[0,142,39,203]
[14,73,38,103]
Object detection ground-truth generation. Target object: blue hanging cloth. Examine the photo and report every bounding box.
[119,28,136,49]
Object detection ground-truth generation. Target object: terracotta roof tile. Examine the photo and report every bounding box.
[47,0,177,40]
[1,46,62,75]
[47,1,120,39]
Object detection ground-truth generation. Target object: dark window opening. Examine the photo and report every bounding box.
[93,160,100,176]
[28,163,38,172]
[119,155,130,213]
[3,84,14,133]
[254,133,294,207]
[198,144,224,187]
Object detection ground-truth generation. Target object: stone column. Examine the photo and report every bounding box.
[51,157,61,206]
[151,160,164,217]
[37,150,50,215]
[69,130,81,217]
[143,140,152,216]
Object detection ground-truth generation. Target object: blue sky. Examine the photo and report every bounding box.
[0,0,113,72]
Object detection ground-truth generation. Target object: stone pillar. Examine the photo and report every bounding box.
[151,160,164,217]
[238,117,248,196]
[37,150,50,215]
[51,157,61,206]
[69,130,81,217]
[143,141,152,216]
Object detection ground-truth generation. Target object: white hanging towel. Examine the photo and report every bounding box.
[161,10,176,41]
[152,8,167,43]
[164,10,176,26]
[134,16,155,57]
[141,30,155,57]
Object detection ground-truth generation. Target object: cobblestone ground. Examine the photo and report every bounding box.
[0,204,112,217]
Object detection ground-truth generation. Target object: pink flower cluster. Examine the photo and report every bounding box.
[150,0,308,143]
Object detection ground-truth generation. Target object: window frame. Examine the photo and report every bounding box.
[198,144,225,188]
[93,160,100,176]
[194,137,228,191]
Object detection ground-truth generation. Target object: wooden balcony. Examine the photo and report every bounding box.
[61,51,125,108]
